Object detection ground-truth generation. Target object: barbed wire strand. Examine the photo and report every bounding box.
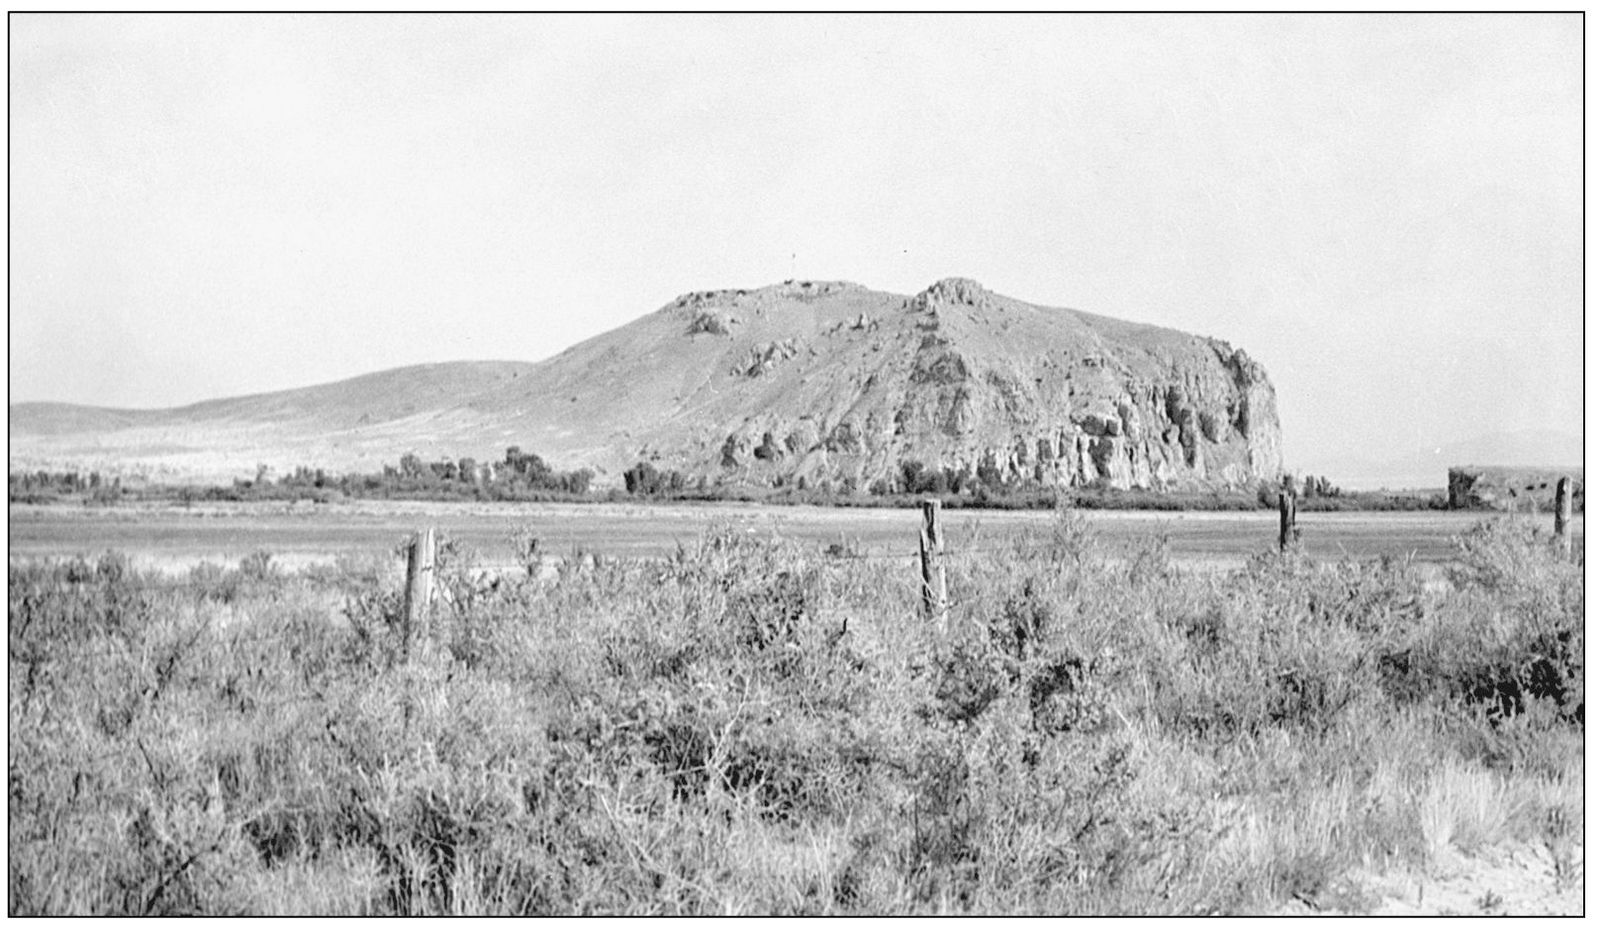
[10,542,1116,603]
[10,538,1101,579]
[8,537,1190,666]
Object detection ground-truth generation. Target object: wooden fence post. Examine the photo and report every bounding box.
[1278,490,1297,553]
[1555,476,1573,560]
[402,527,437,661]
[919,499,948,624]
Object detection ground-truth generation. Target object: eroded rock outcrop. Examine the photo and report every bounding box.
[696,278,1283,492]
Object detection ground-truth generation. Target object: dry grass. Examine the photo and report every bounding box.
[7,513,1581,914]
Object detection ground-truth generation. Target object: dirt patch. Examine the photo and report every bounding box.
[1278,837,1582,916]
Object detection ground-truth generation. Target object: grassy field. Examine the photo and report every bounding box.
[7,500,1580,572]
[7,506,1582,914]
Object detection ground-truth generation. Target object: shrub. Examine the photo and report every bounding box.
[6,513,1583,915]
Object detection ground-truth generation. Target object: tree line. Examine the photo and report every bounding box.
[8,447,596,505]
[10,452,1462,512]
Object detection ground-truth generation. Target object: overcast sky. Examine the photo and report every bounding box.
[9,13,1582,472]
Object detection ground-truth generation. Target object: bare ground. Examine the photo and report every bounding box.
[1277,837,1583,916]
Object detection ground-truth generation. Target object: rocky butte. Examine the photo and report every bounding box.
[8,278,1284,491]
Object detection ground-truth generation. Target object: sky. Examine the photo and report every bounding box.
[8,13,1583,476]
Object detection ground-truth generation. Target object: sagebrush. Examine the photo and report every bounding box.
[7,513,1581,914]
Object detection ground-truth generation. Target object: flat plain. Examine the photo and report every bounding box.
[6,500,1578,573]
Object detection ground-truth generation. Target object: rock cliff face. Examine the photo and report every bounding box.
[684,278,1282,492]
[10,277,1284,491]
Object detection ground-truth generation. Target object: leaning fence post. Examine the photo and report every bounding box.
[1555,476,1573,560]
[402,527,437,661]
[919,499,948,624]
[1278,490,1297,553]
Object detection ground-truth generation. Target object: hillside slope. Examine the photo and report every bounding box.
[10,278,1284,490]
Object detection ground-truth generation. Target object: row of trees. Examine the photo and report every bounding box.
[263,447,596,500]
[11,470,119,491]
[370,447,594,496]
[9,470,124,504]
[259,452,701,502]
[9,447,597,505]
[1303,474,1341,499]
[11,453,1452,513]
[622,462,704,497]
[869,459,1008,497]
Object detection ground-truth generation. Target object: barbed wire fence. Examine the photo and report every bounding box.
[9,494,1582,785]
[5,500,1164,777]
[5,499,1186,672]
[31,486,1558,673]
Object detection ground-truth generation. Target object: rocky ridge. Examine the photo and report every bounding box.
[693,278,1282,492]
[9,278,1284,491]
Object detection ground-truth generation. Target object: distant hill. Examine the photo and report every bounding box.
[1303,429,1583,491]
[10,278,1285,491]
